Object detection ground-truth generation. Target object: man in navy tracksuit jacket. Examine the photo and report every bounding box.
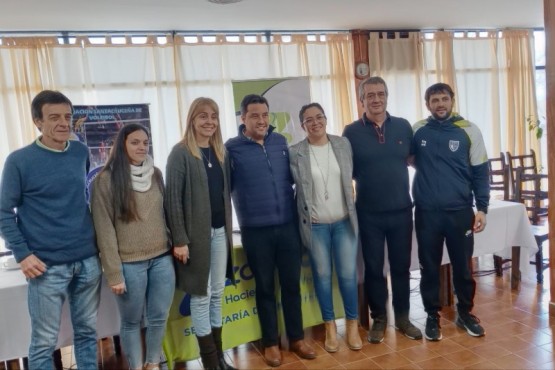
[412,83,490,341]
[225,94,315,367]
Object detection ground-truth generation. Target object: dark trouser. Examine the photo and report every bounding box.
[241,221,304,347]
[415,207,476,314]
[358,207,413,319]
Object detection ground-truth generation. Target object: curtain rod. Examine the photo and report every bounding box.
[0,27,542,37]
[364,27,543,33]
[0,29,349,37]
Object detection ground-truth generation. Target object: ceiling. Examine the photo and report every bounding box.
[0,0,545,34]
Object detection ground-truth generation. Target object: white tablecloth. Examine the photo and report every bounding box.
[405,200,538,272]
[0,270,119,361]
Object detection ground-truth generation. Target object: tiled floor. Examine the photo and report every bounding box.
[3,254,554,370]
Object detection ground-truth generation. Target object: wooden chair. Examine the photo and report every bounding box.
[488,152,510,200]
[506,149,539,187]
[489,153,513,276]
[514,167,549,284]
[506,150,548,223]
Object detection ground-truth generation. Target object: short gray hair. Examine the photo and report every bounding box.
[358,76,389,103]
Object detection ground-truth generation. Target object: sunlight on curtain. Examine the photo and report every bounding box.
[502,30,539,157]
[41,35,181,172]
[0,32,355,176]
[367,30,539,161]
[0,35,181,174]
[0,37,55,162]
[174,33,356,146]
[368,32,426,120]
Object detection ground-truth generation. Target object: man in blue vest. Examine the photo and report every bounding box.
[226,94,315,367]
[0,90,101,370]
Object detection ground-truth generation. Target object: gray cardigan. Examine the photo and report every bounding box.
[165,143,234,295]
[289,134,358,249]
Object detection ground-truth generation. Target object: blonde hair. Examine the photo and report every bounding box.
[180,97,225,163]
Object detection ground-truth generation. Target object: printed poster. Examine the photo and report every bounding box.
[232,78,310,145]
[71,104,152,192]
[162,237,344,367]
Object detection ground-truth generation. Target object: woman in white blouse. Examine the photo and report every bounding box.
[289,103,362,353]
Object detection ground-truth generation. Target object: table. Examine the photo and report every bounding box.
[406,199,538,272]
[376,199,538,276]
[0,269,120,362]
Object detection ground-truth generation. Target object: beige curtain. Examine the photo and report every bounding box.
[368,30,540,161]
[0,35,181,173]
[502,30,539,157]
[368,32,425,119]
[425,31,457,90]
[0,32,355,175]
[327,35,356,129]
[0,37,57,155]
[173,33,356,140]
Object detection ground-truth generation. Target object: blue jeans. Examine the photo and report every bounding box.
[27,255,101,370]
[116,253,175,369]
[190,227,228,336]
[309,218,358,321]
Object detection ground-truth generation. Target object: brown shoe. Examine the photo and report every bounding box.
[263,345,281,367]
[290,339,316,359]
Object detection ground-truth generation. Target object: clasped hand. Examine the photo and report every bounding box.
[173,245,190,264]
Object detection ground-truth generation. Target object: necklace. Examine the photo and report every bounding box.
[200,147,212,168]
[309,141,330,200]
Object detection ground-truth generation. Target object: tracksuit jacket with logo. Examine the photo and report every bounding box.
[412,113,490,214]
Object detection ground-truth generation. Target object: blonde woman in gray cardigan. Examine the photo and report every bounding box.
[289,103,362,353]
[165,97,235,370]
[91,123,175,370]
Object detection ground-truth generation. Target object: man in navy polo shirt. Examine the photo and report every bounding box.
[343,77,421,344]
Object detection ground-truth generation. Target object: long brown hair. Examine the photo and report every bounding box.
[180,97,225,163]
[100,123,162,223]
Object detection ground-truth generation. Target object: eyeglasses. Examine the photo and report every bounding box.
[365,92,387,101]
[302,114,327,126]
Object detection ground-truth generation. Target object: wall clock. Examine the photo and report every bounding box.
[355,62,369,79]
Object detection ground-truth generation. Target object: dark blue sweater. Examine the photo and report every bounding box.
[0,140,97,264]
[343,113,414,213]
[225,125,295,227]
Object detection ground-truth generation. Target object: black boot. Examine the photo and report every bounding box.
[197,333,220,370]
[212,327,237,370]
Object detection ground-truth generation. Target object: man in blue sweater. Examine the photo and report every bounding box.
[412,83,489,341]
[0,90,101,370]
[226,94,315,367]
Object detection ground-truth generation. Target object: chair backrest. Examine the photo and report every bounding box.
[506,149,539,196]
[513,167,548,225]
[488,152,509,200]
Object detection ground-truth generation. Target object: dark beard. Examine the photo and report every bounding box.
[432,110,452,121]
